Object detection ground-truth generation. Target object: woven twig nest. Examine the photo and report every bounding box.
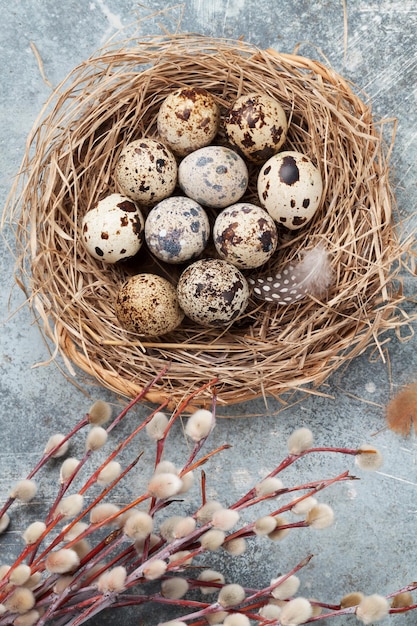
[6,34,414,408]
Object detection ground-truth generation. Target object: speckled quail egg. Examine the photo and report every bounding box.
[114,139,178,204]
[224,92,288,163]
[178,145,248,209]
[115,273,184,337]
[145,196,210,264]
[257,150,323,230]
[213,202,278,269]
[177,258,250,327]
[81,193,145,263]
[157,87,220,157]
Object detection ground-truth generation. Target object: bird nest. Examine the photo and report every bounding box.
[5,33,415,409]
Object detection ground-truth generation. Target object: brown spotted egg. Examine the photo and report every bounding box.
[114,139,177,204]
[177,258,250,327]
[257,150,323,230]
[157,87,220,157]
[224,92,288,164]
[145,196,210,264]
[115,273,184,337]
[178,146,248,209]
[213,203,278,269]
[81,193,144,263]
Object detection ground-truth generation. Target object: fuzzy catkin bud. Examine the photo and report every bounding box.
[143,559,167,580]
[268,516,290,541]
[154,460,177,474]
[4,587,35,614]
[63,522,88,542]
[287,427,313,454]
[255,477,283,496]
[254,515,277,536]
[44,433,69,458]
[340,591,365,608]
[271,575,300,600]
[177,470,194,494]
[291,496,318,516]
[211,508,240,531]
[223,614,250,626]
[23,572,42,590]
[356,594,389,624]
[305,504,334,529]
[97,566,127,593]
[22,521,46,545]
[174,516,196,538]
[88,399,112,426]
[123,511,153,541]
[45,549,80,574]
[280,597,313,625]
[199,529,226,551]
[148,473,183,499]
[259,603,282,620]
[90,503,121,526]
[218,583,245,608]
[197,569,225,594]
[97,461,122,486]
[0,513,10,534]
[391,592,414,608]
[9,480,37,502]
[168,550,193,567]
[13,609,40,626]
[60,458,80,483]
[9,565,31,586]
[85,426,108,451]
[196,500,223,524]
[146,412,169,440]
[56,494,84,519]
[53,576,74,594]
[223,537,247,556]
[355,446,384,471]
[161,577,189,599]
[185,409,214,442]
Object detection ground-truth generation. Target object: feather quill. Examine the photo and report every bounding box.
[249,244,333,304]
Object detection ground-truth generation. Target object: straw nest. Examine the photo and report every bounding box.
[6,34,415,409]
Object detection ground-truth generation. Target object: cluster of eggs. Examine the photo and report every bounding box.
[81,87,323,337]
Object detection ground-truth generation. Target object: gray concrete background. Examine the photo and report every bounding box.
[0,1,416,625]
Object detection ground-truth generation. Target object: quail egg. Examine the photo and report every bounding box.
[115,273,184,337]
[178,145,248,209]
[257,150,323,230]
[224,92,288,163]
[145,196,210,264]
[81,193,145,263]
[213,202,278,269]
[114,138,178,204]
[157,87,220,156]
[177,258,250,327]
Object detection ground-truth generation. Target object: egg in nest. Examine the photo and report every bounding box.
[224,92,288,163]
[81,193,144,263]
[145,196,210,264]
[177,258,250,327]
[114,138,177,204]
[115,274,184,337]
[157,87,220,156]
[257,150,323,230]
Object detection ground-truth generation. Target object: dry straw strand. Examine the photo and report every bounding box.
[4,33,416,408]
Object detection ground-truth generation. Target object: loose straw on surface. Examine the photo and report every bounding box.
[5,34,415,409]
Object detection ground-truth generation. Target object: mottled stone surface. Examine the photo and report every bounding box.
[0,2,416,625]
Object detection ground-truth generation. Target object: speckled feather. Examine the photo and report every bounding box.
[249,245,333,305]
